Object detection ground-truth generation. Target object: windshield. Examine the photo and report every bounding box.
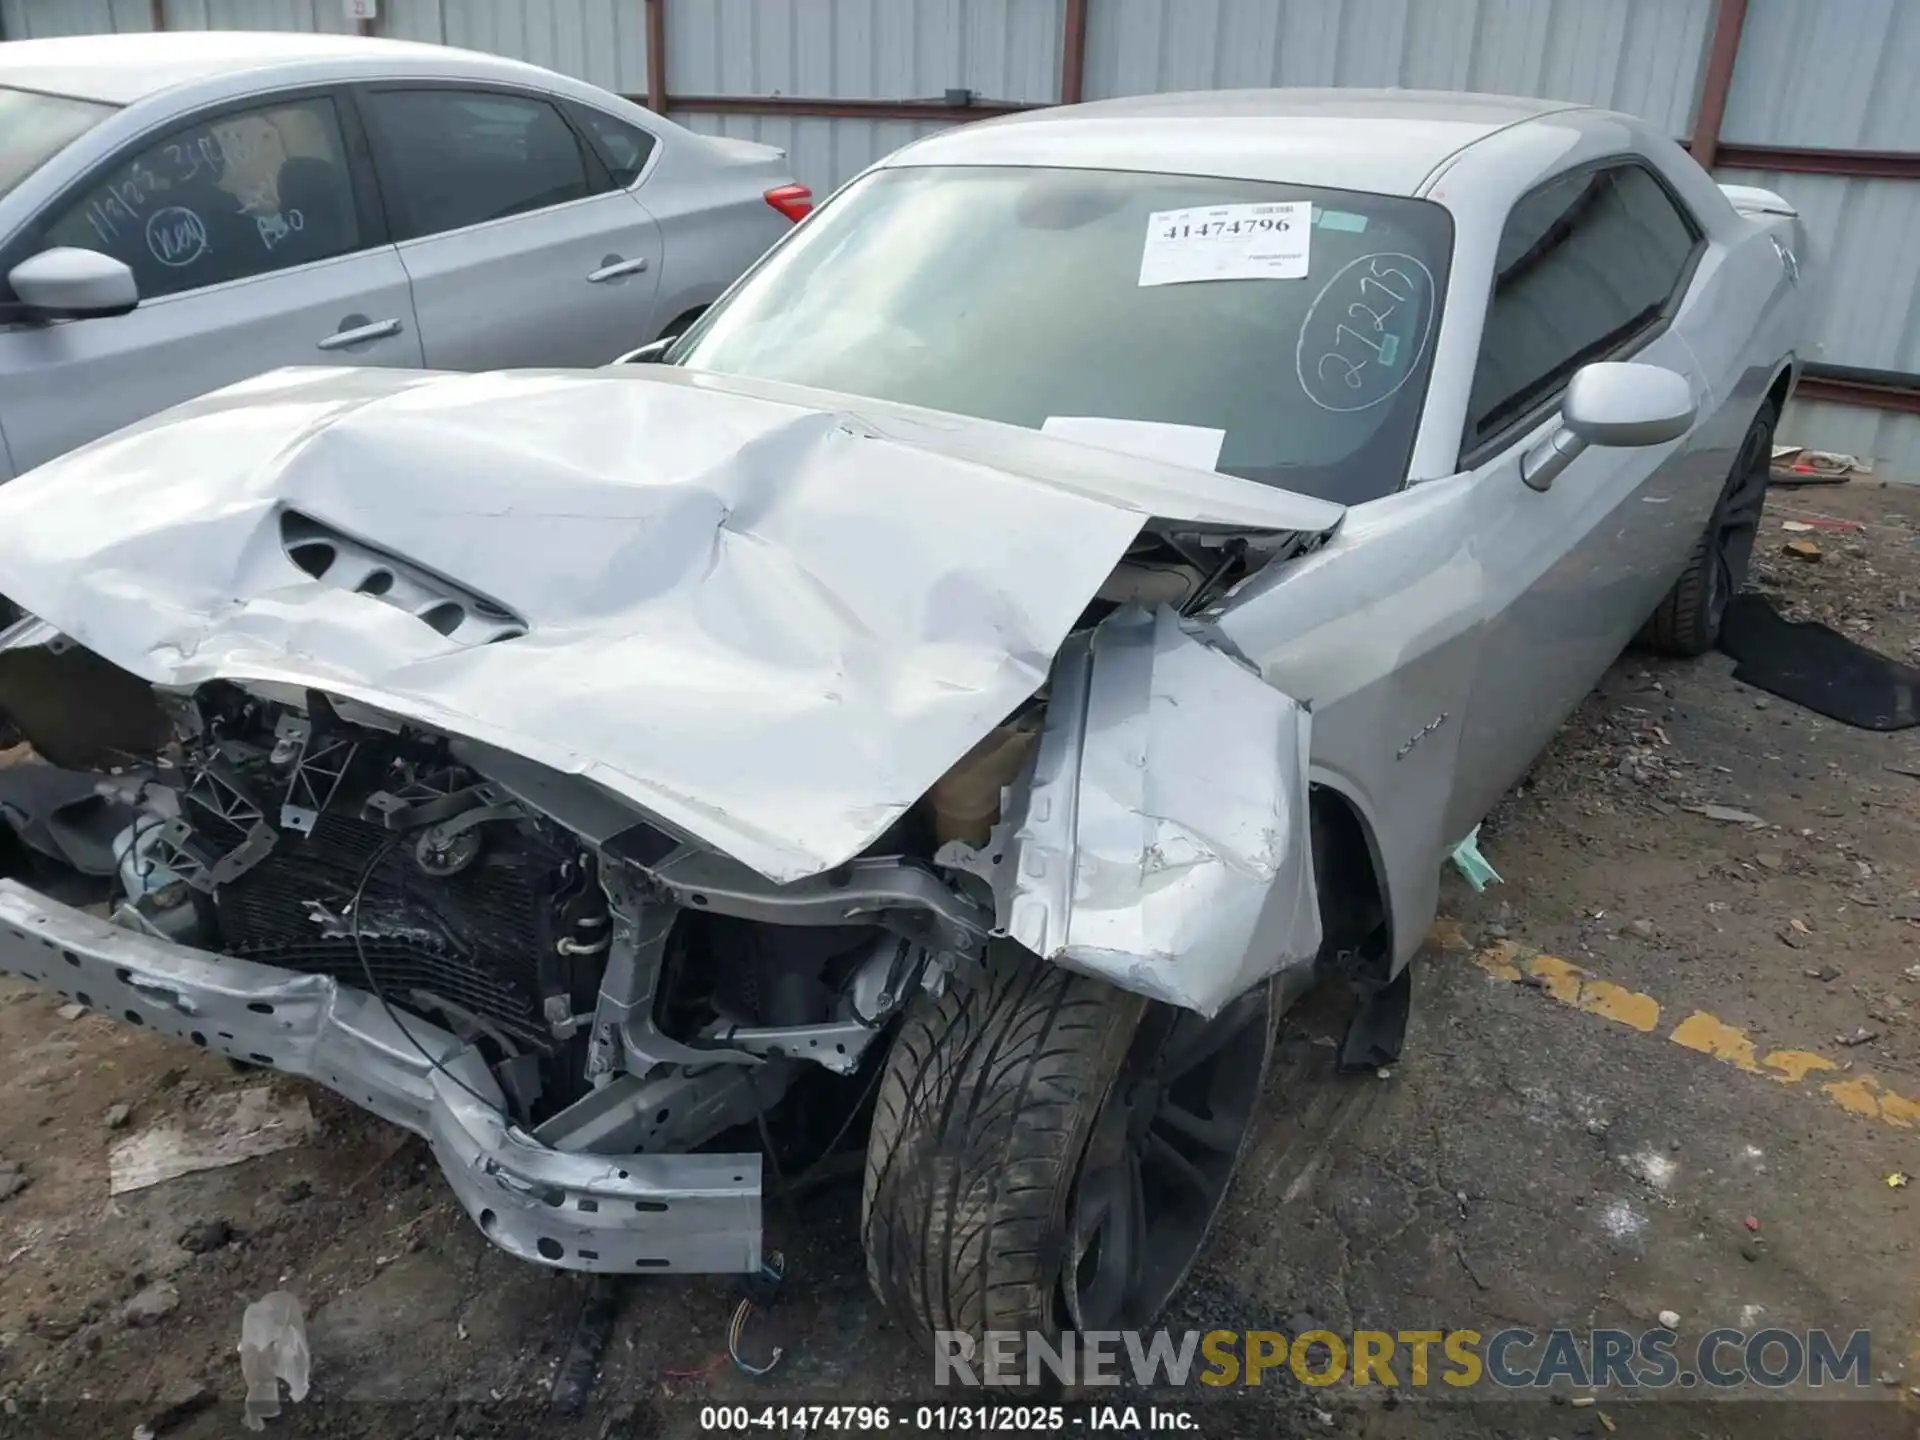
[0,87,117,203]
[670,165,1453,503]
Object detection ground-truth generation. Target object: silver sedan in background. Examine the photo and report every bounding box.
[0,30,807,480]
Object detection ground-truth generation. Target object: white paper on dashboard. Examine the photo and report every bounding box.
[1138,201,1312,286]
[1041,416,1226,471]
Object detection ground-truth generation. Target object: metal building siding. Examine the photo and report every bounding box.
[674,109,952,195]
[1720,0,1920,151]
[0,0,153,35]
[1082,0,1711,138]
[161,0,350,31]
[1715,167,1920,379]
[434,0,649,94]
[372,0,452,44]
[1717,163,1920,471]
[1713,1,1920,472]
[666,0,1061,104]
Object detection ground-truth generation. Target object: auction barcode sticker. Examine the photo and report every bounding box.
[1138,201,1312,286]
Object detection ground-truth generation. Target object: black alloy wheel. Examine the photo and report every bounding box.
[1063,981,1276,1330]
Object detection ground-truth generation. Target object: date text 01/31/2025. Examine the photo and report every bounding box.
[698,1404,1201,1432]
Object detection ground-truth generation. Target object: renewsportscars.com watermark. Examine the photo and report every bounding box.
[935,1327,1876,1391]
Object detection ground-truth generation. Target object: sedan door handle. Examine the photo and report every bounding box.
[587,256,650,283]
[317,318,403,350]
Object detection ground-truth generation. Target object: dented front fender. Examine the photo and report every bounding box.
[999,605,1320,1016]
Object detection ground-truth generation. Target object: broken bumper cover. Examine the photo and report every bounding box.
[0,880,761,1273]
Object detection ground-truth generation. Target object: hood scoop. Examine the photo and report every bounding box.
[280,511,527,646]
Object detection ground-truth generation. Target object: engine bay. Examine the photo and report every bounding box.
[88,681,992,1148]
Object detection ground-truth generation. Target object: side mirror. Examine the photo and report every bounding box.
[7,247,139,321]
[1522,361,1696,492]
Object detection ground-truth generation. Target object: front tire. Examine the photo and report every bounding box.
[861,944,1275,1346]
[1639,400,1775,656]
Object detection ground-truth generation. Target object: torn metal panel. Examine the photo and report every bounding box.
[0,366,1339,885]
[1003,605,1319,1016]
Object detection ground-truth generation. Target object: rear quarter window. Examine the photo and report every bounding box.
[361,89,595,240]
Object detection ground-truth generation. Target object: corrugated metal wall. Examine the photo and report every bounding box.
[0,0,651,90]
[424,0,650,95]
[0,0,153,34]
[665,0,1059,193]
[1082,0,1712,140]
[666,0,1060,102]
[1716,167,1920,380]
[1721,0,1920,150]
[3,0,1917,472]
[1718,0,1920,472]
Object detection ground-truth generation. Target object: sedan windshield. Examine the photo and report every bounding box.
[0,87,117,203]
[670,164,1453,503]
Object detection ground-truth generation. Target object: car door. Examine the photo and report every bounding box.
[0,89,421,479]
[1442,159,1721,839]
[356,85,664,370]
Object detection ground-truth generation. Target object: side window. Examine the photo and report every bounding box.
[41,96,361,301]
[568,105,658,187]
[361,90,593,240]
[1465,163,1701,450]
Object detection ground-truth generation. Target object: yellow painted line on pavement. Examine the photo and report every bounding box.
[1472,939,1661,1032]
[1430,927,1920,1132]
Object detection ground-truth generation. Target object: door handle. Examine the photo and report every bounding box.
[587,256,650,283]
[317,318,402,350]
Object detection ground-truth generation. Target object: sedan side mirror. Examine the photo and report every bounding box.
[7,247,139,321]
[1522,361,1696,492]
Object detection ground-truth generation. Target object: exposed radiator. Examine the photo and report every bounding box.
[213,813,550,1050]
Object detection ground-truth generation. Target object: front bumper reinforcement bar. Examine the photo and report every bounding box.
[0,880,761,1273]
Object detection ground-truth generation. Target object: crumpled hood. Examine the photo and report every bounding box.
[0,365,1340,882]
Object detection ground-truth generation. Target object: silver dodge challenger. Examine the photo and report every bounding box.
[0,90,1806,1349]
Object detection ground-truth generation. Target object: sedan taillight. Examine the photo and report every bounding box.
[764,184,814,223]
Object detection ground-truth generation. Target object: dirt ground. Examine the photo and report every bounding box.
[0,482,1915,1439]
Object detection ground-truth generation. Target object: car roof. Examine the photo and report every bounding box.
[0,30,539,107]
[884,88,1590,196]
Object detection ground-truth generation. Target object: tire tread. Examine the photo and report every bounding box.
[861,947,1142,1346]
